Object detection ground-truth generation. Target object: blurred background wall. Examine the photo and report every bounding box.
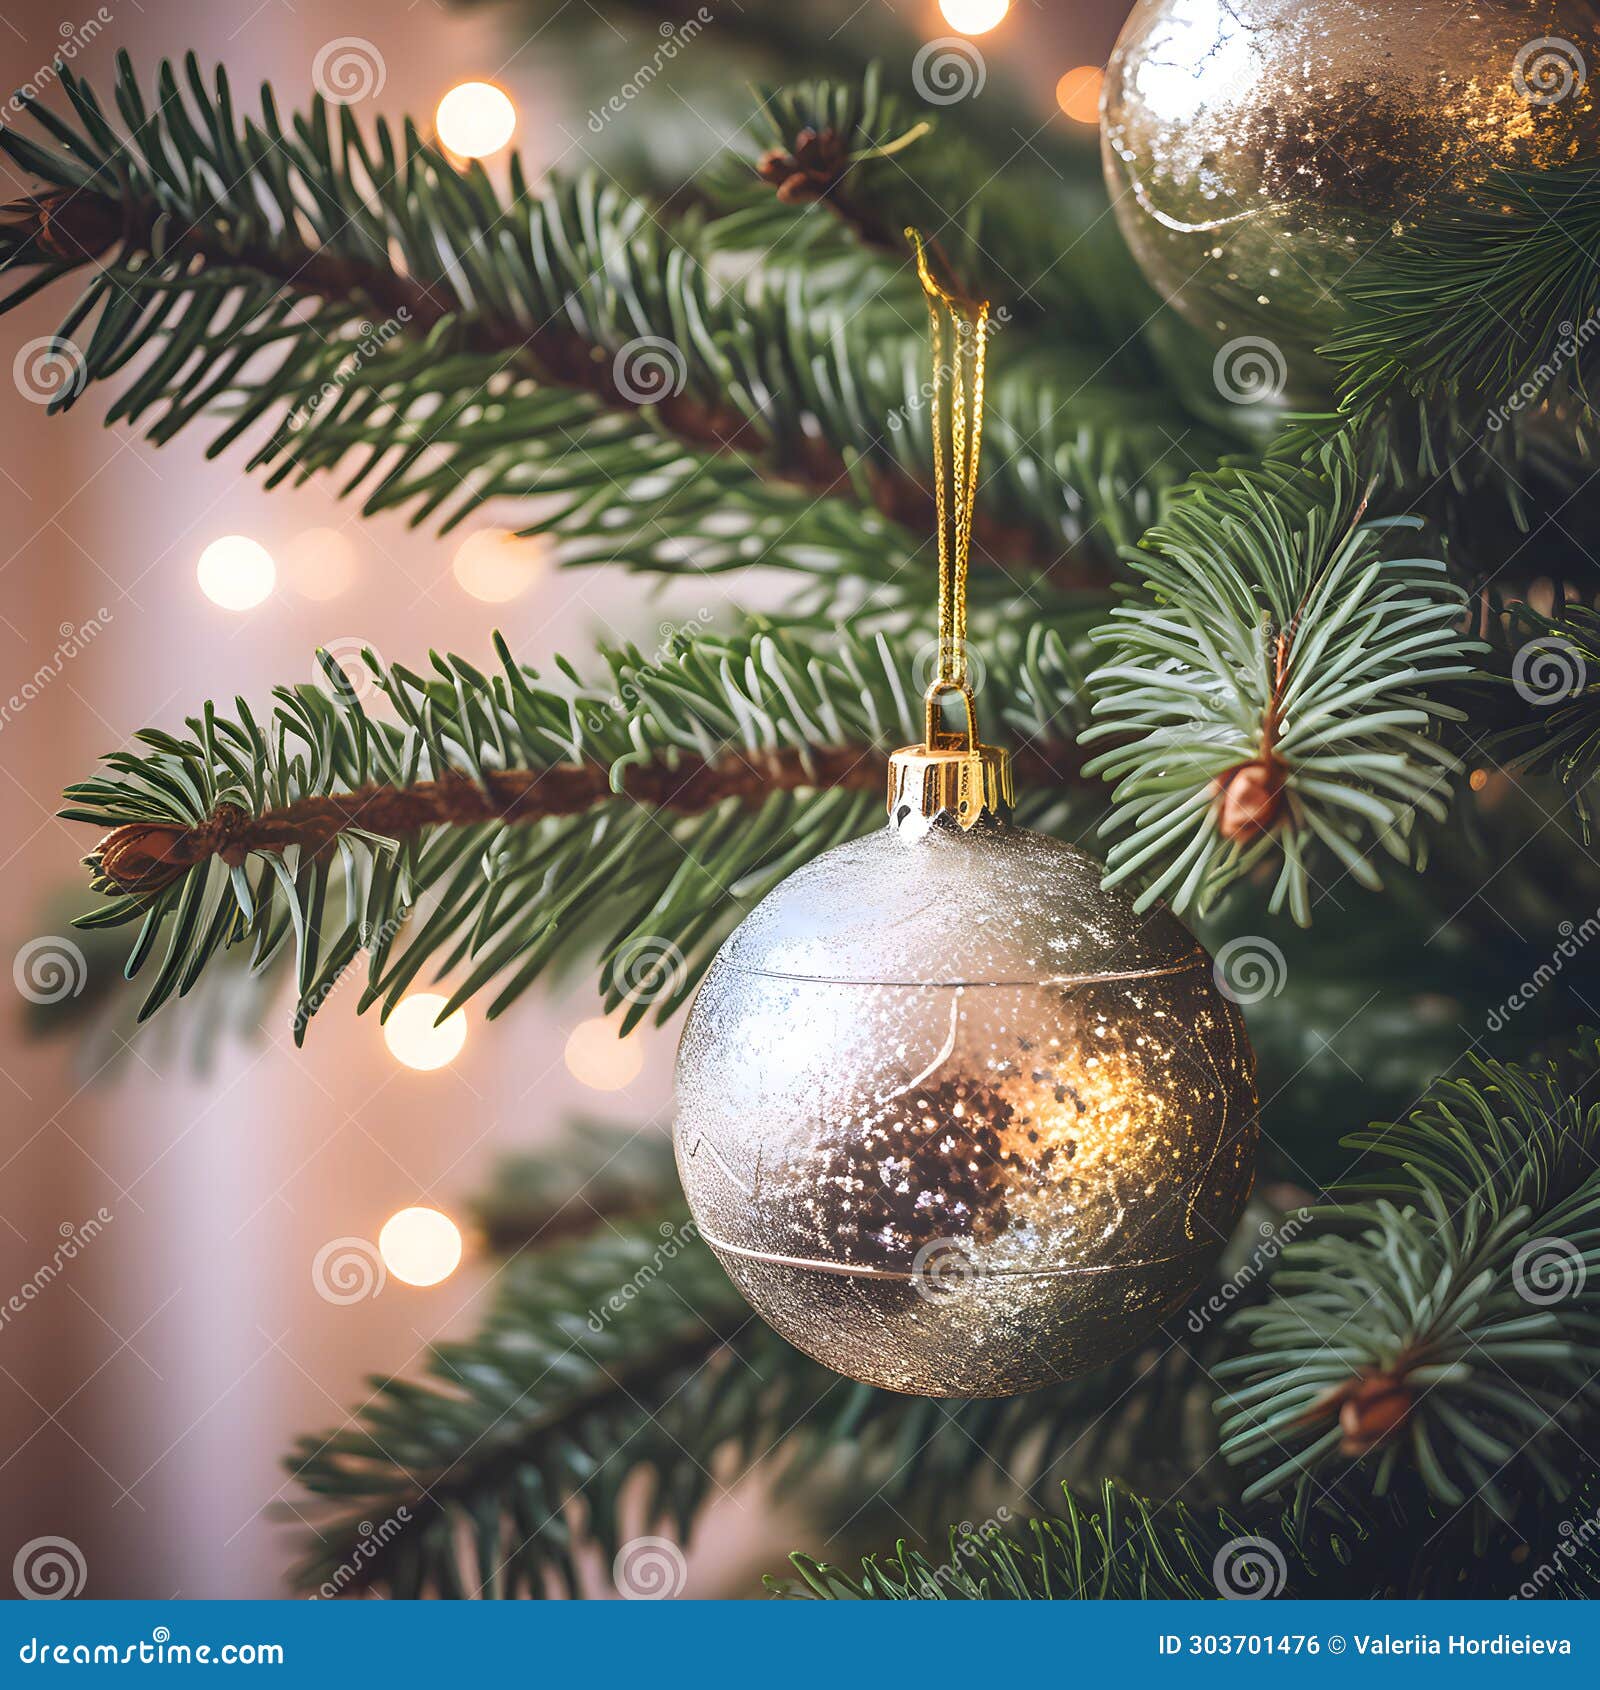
[0,0,1128,1598]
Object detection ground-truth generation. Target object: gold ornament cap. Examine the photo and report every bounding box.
[888,679,1013,831]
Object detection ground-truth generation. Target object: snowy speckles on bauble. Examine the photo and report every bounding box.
[1102,0,1600,368]
[673,820,1258,1398]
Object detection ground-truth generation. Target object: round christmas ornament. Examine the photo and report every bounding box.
[673,241,1260,1398]
[1102,0,1600,366]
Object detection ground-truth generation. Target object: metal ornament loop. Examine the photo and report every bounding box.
[889,679,1013,834]
[922,677,981,752]
[885,234,1014,832]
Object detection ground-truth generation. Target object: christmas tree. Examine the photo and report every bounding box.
[8,0,1600,1599]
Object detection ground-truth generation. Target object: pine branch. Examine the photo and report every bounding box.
[470,1124,680,1252]
[773,1467,1599,1600]
[287,1211,762,1598]
[1490,600,1600,840]
[287,1154,1265,1598]
[1327,162,1600,425]
[732,67,1149,345]
[1083,441,1487,925]
[0,54,1214,592]
[1217,1042,1600,1524]
[60,622,1093,1040]
[773,1481,1358,1600]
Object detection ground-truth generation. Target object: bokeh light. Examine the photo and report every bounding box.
[383,993,468,1071]
[281,528,361,601]
[939,0,1009,33]
[378,1207,463,1287]
[435,81,517,158]
[564,1015,645,1092]
[196,536,275,611]
[1056,65,1104,125]
[450,527,548,603]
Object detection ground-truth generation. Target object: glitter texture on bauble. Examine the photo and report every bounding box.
[673,819,1259,1397]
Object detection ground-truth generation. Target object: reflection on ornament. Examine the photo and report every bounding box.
[435,81,517,158]
[379,1206,463,1286]
[675,822,1258,1397]
[1102,0,1600,367]
[197,536,275,611]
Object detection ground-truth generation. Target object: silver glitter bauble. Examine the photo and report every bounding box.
[1102,0,1600,372]
[674,819,1258,1398]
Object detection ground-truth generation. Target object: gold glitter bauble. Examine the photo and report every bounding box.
[1102,0,1600,369]
[673,820,1259,1398]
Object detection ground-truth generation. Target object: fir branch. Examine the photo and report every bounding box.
[288,1165,1262,1598]
[61,622,1092,1039]
[1083,442,1487,925]
[1217,1043,1600,1523]
[0,54,1213,590]
[1490,600,1600,840]
[735,66,1146,344]
[773,1472,1588,1600]
[773,1481,1352,1600]
[1327,162,1600,424]
[469,1126,681,1253]
[287,1211,762,1598]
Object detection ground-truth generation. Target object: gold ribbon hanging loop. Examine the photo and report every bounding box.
[887,232,1013,832]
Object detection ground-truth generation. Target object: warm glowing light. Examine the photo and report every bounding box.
[450,528,547,603]
[1056,65,1104,124]
[196,536,275,611]
[282,528,360,601]
[939,0,1009,34]
[435,81,517,158]
[379,1207,463,1286]
[1469,768,1490,792]
[383,993,468,1071]
[565,1015,645,1091]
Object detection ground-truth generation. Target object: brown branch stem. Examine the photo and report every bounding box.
[86,740,1092,895]
[9,186,1070,579]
